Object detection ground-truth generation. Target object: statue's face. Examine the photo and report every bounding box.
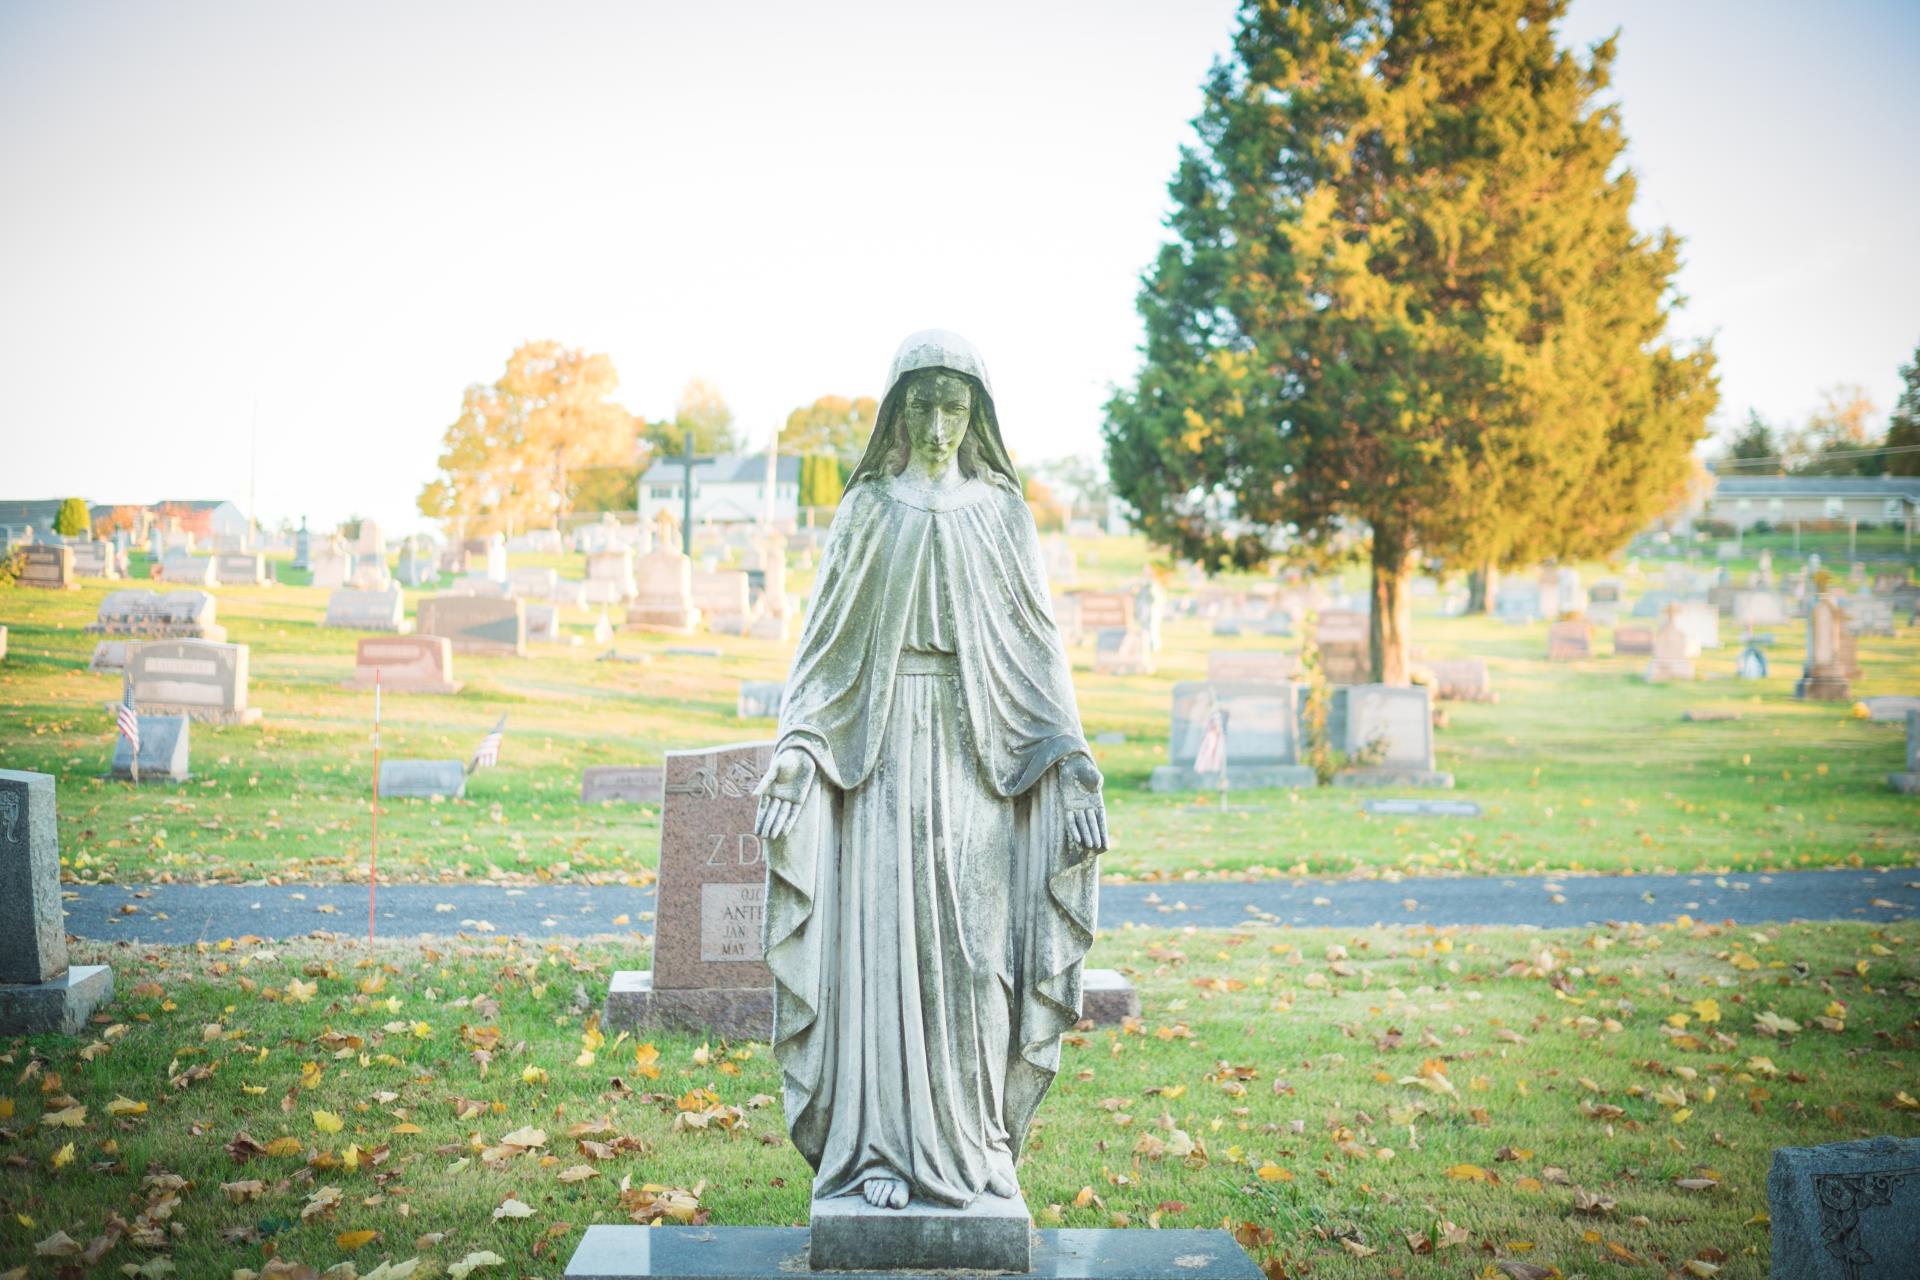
[901,371,972,471]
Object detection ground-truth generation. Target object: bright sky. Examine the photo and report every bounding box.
[3,0,1916,534]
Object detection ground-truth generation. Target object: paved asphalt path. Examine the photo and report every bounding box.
[60,868,1918,946]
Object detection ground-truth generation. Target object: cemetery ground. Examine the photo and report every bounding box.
[0,544,1916,889]
[2,919,1915,1278]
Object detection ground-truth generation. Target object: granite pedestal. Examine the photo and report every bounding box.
[0,965,115,1035]
[563,1226,1261,1280]
[603,968,1138,1039]
[810,1192,1028,1272]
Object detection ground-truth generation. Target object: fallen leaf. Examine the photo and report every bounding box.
[492,1198,534,1220]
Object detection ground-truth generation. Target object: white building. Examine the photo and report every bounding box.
[1703,476,1920,531]
[638,453,802,527]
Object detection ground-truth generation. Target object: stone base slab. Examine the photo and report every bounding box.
[1148,764,1316,793]
[1333,768,1455,789]
[811,1191,1029,1272]
[1891,772,1920,795]
[564,1225,1262,1280]
[603,971,773,1039]
[1795,676,1852,700]
[606,969,1139,1041]
[0,965,114,1036]
[104,700,261,726]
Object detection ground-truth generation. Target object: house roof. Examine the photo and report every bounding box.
[639,453,803,485]
[152,499,241,511]
[0,499,67,525]
[1712,476,1920,499]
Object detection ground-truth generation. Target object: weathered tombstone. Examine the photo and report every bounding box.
[88,590,225,640]
[1795,597,1852,701]
[525,602,576,645]
[1426,658,1494,702]
[510,566,559,599]
[309,549,350,589]
[461,534,507,581]
[1631,589,1678,619]
[580,766,664,804]
[108,714,190,782]
[1733,590,1790,626]
[348,557,393,591]
[417,595,526,656]
[1891,711,1919,795]
[15,545,76,590]
[1613,624,1654,656]
[324,587,410,633]
[355,519,386,560]
[343,636,459,694]
[1331,683,1452,787]
[1589,579,1622,605]
[585,548,637,602]
[1547,619,1592,661]
[1845,596,1896,638]
[449,572,511,598]
[1364,797,1482,818]
[1737,643,1768,680]
[292,520,311,571]
[394,539,435,587]
[378,760,466,799]
[160,552,217,587]
[737,681,784,719]
[125,640,261,724]
[603,741,777,1036]
[0,625,6,662]
[627,550,699,633]
[1207,650,1298,682]
[1645,616,1697,682]
[1554,567,1585,616]
[1075,592,1135,636]
[1768,1137,1920,1279]
[1315,609,1370,683]
[1861,696,1920,723]
[0,771,114,1034]
[1670,600,1721,650]
[1092,626,1155,675]
[215,552,270,586]
[1495,580,1543,622]
[693,570,755,634]
[1148,681,1315,792]
[67,539,117,579]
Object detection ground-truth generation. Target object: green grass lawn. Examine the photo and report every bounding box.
[0,544,1915,886]
[0,920,1913,1278]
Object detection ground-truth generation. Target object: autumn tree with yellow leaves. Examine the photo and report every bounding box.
[418,341,639,535]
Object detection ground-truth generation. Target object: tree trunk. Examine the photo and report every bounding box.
[1370,531,1414,685]
[1465,560,1498,614]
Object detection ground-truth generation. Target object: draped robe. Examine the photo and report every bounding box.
[761,473,1098,1207]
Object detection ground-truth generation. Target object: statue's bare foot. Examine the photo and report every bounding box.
[862,1176,909,1209]
[986,1171,1017,1199]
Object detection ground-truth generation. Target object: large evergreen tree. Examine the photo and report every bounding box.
[1104,0,1717,680]
[1888,340,1920,478]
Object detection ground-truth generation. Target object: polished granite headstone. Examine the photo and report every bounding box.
[0,770,114,1035]
[563,1225,1262,1280]
[378,760,466,799]
[107,715,191,783]
[1891,711,1919,796]
[1769,1137,1920,1280]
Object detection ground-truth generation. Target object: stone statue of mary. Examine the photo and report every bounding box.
[754,330,1110,1215]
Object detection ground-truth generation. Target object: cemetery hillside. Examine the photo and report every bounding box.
[5,1,1920,1278]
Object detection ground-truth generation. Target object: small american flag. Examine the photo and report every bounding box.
[470,713,507,772]
[116,689,141,761]
[1193,706,1228,776]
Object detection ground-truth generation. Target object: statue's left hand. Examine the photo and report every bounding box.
[1060,753,1110,855]
[753,748,816,842]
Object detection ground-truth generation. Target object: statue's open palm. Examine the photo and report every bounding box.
[754,748,816,842]
[1060,753,1109,855]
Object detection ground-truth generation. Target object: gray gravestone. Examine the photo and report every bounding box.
[160,552,217,586]
[1092,627,1154,675]
[1364,797,1482,818]
[417,594,526,656]
[395,540,435,587]
[88,589,225,640]
[737,681,785,719]
[0,771,114,1034]
[1148,681,1315,792]
[1332,683,1452,788]
[325,587,409,633]
[378,760,466,799]
[1769,1137,1920,1280]
[108,715,190,782]
[16,545,75,590]
[215,552,270,586]
[1796,597,1852,701]
[1426,658,1494,702]
[580,766,664,804]
[1891,711,1919,796]
[125,639,260,724]
[67,540,117,579]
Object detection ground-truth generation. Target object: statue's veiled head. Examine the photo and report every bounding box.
[847,330,1022,494]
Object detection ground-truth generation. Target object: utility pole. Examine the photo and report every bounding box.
[678,431,713,558]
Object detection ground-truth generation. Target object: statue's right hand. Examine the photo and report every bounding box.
[753,748,816,842]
